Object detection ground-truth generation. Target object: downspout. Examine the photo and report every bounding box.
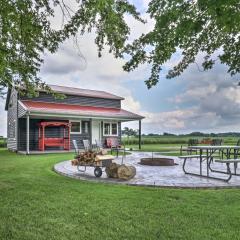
[139,120,142,150]
[26,111,30,154]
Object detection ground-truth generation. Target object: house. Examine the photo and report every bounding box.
[5,85,144,154]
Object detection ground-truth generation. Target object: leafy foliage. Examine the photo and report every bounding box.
[124,0,240,88]
[0,0,239,94]
[0,0,141,96]
[122,127,138,136]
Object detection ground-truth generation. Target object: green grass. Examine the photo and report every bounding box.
[1,149,240,239]
[126,144,180,152]
[123,136,240,145]
[125,137,240,155]
[107,150,131,156]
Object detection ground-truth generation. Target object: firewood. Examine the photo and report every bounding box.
[71,159,79,166]
[117,165,136,180]
[105,163,120,178]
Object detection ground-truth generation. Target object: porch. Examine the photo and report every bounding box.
[18,116,143,154]
[16,100,144,154]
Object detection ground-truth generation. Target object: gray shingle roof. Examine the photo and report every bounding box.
[48,85,124,100]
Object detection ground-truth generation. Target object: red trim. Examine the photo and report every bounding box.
[21,100,144,119]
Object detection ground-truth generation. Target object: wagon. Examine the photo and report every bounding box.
[76,155,115,177]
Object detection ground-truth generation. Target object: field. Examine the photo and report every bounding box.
[123,136,240,154]
[123,135,239,145]
[1,149,240,239]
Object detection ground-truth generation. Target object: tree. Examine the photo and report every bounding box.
[122,127,138,144]
[0,1,239,95]
[124,0,240,88]
[0,0,141,97]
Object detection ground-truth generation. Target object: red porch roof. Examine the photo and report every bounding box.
[21,101,144,121]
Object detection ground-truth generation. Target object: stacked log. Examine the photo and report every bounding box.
[105,163,136,180]
[71,150,96,166]
[105,163,120,178]
[117,165,136,180]
[71,151,136,180]
[71,159,79,166]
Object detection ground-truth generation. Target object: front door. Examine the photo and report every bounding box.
[91,120,101,144]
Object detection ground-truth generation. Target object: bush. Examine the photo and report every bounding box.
[0,139,7,148]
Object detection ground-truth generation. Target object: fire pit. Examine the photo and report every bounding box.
[140,157,176,166]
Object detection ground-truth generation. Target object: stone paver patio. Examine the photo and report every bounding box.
[54,152,240,188]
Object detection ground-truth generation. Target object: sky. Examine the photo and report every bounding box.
[0,0,239,137]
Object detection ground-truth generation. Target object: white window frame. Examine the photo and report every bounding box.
[103,122,118,136]
[70,121,82,134]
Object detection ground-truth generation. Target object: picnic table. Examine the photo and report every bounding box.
[179,145,240,182]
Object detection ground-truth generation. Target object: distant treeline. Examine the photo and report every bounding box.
[143,132,240,137]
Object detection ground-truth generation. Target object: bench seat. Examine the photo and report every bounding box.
[215,159,240,163]
[179,155,207,159]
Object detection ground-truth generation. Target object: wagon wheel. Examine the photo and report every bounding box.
[94,167,102,178]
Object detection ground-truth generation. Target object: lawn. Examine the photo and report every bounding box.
[125,144,181,154]
[0,149,240,240]
[124,136,240,155]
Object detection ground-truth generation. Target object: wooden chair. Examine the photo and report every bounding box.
[106,138,125,158]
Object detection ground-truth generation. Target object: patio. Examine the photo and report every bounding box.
[54,151,240,188]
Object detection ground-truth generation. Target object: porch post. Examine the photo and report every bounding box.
[90,118,92,148]
[26,114,30,154]
[139,120,142,150]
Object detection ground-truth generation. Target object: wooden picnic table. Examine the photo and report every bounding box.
[180,145,240,182]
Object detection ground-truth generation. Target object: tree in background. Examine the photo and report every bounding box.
[122,127,138,145]
[0,0,239,95]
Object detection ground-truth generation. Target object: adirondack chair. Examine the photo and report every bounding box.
[106,138,125,157]
[72,140,80,157]
[83,139,91,151]
[95,139,103,151]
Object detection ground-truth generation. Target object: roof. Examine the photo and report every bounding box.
[47,85,124,100]
[21,101,144,121]
[5,85,124,111]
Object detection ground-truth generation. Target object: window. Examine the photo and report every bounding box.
[111,123,118,135]
[103,122,118,136]
[104,123,111,135]
[70,121,81,134]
